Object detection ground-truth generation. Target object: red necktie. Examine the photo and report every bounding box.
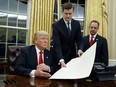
[38,51,43,64]
[90,35,94,46]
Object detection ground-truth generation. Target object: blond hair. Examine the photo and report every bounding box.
[33,31,49,43]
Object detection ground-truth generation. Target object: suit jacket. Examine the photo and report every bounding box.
[83,34,109,66]
[15,45,56,76]
[52,18,83,64]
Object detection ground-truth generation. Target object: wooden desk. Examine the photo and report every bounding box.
[0,75,115,87]
[0,61,7,69]
[0,61,7,74]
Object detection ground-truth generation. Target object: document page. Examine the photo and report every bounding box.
[50,42,97,79]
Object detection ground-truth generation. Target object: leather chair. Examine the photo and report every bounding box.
[7,46,24,74]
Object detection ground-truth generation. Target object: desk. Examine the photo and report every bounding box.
[0,61,7,74]
[0,75,116,87]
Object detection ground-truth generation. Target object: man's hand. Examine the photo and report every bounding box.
[59,61,66,68]
[35,63,51,78]
[77,50,83,57]
[34,69,51,78]
[37,63,50,72]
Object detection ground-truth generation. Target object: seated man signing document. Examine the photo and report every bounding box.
[15,31,56,78]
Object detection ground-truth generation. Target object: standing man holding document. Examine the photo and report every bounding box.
[83,20,109,66]
[51,2,83,68]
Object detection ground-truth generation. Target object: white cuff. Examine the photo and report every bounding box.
[30,70,36,78]
[58,59,64,65]
[59,59,64,62]
[46,65,51,72]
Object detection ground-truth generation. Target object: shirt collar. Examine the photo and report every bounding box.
[35,46,44,54]
[63,18,71,24]
[89,33,97,38]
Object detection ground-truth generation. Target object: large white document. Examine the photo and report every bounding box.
[50,42,97,79]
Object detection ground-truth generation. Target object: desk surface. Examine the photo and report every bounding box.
[0,75,116,87]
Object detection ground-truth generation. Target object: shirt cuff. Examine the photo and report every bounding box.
[30,70,36,78]
[48,65,51,72]
[58,59,64,65]
[59,59,64,62]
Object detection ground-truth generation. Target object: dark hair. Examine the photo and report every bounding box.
[62,2,74,11]
[90,20,99,27]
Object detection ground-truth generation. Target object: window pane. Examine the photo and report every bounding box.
[7,29,17,43]
[0,27,6,58]
[0,0,28,61]
[79,20,84,30]
[18,30,27,45]
[19,1,27,14]
[0,27,6,42]
[73,4,78,18]
[0,12,7,25]
[77,4,84,19]
[8,14,17,26]
[9,0,18,12]
[18,15,27,28]
[0,43,5,58]
[0,0,8,11]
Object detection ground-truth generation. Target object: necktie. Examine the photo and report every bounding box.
[38,51,43,64]
[90,35,94,46]
[67,22,71,36]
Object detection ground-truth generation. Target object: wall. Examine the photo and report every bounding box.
[108,0,116,63]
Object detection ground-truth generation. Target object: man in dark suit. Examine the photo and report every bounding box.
[51,2,83,68]
[15,31,56,78]
[83,20,109,66]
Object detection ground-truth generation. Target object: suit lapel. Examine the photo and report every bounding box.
[94,34,99,43]
[44,49,49,64]
[70,20,74,41]
[87,35,90,47]
[60,18,70,38]
[30,46,38,66]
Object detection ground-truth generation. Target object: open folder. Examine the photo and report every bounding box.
[50,42,97,79]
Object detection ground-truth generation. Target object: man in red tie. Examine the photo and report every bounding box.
[15,31,57,78]
[83,20,109,66]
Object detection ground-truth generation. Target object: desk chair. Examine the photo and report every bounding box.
[7,46,24,74]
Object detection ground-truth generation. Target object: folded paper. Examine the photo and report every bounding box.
[50,42,97,79]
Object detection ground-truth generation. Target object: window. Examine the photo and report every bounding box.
[0,0,28,61]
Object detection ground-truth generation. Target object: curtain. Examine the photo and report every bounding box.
[84,0,108,39]
[29,0,61,49]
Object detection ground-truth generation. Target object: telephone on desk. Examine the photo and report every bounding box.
[92,63,116,81]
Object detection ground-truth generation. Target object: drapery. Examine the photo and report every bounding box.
[84,0,108,39]
[29,0,61,49]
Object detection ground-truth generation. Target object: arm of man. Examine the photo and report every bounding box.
[52,24,66,67]
[15,47,33,76]
[102,38,109,66]
[75,21,84,57]
[34,65,51,78]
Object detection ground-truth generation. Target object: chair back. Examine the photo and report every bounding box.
[7,46,24,74]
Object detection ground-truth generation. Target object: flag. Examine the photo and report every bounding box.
[102,0,108,38]
[50,0,58,53]
[53,0,58,22]
[102,0,108,20]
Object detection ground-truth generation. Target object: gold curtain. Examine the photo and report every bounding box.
[85,0,108,38]
[29,0,61,49]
